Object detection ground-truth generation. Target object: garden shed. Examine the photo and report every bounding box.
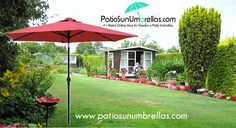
[105,46,157,76]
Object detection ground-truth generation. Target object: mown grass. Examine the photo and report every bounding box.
[48,74,236,128]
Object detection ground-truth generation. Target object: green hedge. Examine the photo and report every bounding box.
[208,37,236,95]
[155,53,183,61]
[82,55,105,76]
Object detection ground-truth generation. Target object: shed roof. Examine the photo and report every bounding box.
[109,46,157,52]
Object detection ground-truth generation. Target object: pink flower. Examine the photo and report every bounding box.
[36,96,60,104]
[202,92,209,96]
[7,122,26,128]
[214,92,226,99]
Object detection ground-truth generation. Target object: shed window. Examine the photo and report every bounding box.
[120,51,127,70]
[109,52,114,68]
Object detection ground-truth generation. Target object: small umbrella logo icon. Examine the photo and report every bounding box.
[125,2,149,18]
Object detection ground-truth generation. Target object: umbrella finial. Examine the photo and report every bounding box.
[61,18,76,22]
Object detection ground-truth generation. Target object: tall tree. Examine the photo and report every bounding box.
[75,42,95,55]
[0,0,49,76]
[93,42,104,54]
[179,6,221,92]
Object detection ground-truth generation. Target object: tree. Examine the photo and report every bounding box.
[93,42,104,54]
[20,42,41,54]
[167,46,180,53]
[41,43,66,58]
[0,0,49,76]
[179,6,221,92]
[207,37,236,95]
[0,0,49,32]
[75,42,95,55]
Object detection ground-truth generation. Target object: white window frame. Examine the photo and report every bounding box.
[144,51,152,70]
[127,50,136,74]
[109,52,114,68]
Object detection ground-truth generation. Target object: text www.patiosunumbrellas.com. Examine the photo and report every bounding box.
[74,112,188,120]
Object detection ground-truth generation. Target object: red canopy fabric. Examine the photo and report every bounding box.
[5,17,136,124]
[6,18,137,42]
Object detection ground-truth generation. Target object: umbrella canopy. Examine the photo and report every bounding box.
[6,18,136,42]
[6,17,137,124]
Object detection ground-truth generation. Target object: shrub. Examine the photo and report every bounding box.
[83,55,104,76]
[0,35,20,76]
[91,67,106,75]
[0,59,55,125]
[155,53,183,61]
[150,59,184,81]
[72,67,80,74]
[80,68,87,75]
[179,6,221,92]
[207,37,236,95]
[52,65,68,74]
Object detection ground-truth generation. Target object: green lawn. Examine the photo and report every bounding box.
[48,74,236,127]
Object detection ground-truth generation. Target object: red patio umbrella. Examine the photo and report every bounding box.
[6,17,137,123]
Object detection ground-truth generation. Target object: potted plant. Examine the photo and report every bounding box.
[137,69,146,81]
[121,68,127,78]
[165,70,177,85]
[109,68,117,78]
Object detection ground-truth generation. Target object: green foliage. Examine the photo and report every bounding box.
[20,42,66,65]
[91,67,106,75]
[20,42,41,54]
[150,59,185,81]
[155,53,183,61]
[83,55,104,76]
[72,67,80,74]
[51,65,68,74]
[0,60,54,125]
[41,43,66,58]
[179,6,221,92]
[79,68,87,75]
[0,0,49,33]
[165,71,177,80]
[208,37,236,95]
[93,42,104,54]
[109,68,117,76]
[167,46,180,53]
[75,42,95,55]
[0,35,20,76]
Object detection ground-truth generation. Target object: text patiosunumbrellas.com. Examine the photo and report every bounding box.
[101,15,176,23]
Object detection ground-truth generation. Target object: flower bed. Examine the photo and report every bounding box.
[92,75,236,103]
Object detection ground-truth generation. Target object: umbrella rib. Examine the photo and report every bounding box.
[70,31,85,38]
[13,32,34,40]
[94,32,114,41]
[53,31,67,37]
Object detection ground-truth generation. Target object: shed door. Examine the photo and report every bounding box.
[144,51,152,70]
[128,51,136,73]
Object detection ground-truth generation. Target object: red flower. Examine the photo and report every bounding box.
[184,85,191,91]
[0,123,4,128]
[176,86,181,90]
[231,96,236,102]
[36,96,60,104]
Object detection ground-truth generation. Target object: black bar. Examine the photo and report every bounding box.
[67,31,71,123]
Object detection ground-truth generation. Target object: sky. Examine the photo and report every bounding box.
[45,0,236,53]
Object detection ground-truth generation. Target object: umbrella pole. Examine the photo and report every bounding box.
[67,32,71,124]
